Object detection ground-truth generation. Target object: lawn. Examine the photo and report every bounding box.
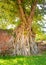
[0,52,46,65]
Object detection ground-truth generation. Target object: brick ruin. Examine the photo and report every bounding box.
[0,30,14,56]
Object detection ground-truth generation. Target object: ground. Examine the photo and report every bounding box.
[0,51,46,65]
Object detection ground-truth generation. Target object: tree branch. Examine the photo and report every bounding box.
[28,0,38,23]
[17,0,38,31]
[17,0,27,24]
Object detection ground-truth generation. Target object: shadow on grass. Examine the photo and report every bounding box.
[0,55,26,60]
[0,51,46,60]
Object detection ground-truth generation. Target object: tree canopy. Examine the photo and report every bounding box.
[0,0,46,40]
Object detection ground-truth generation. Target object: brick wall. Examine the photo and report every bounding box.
[0,30,14,55]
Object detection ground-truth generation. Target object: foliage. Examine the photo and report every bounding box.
[0,0,46,40]
[0,0,21,30]
[0,0,44,29]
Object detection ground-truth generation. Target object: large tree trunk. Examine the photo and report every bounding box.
[13,25,39,56]
[29,32,39,55]
[12,0,39,56]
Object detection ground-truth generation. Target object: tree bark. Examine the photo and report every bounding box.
[13,0,39,55]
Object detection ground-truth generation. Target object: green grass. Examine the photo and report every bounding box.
[0,52,46,65]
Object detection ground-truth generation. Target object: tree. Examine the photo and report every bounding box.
[0,0,44,55]
[14,0,39,55]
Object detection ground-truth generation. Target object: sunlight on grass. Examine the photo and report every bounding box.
[0,59,5,63]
